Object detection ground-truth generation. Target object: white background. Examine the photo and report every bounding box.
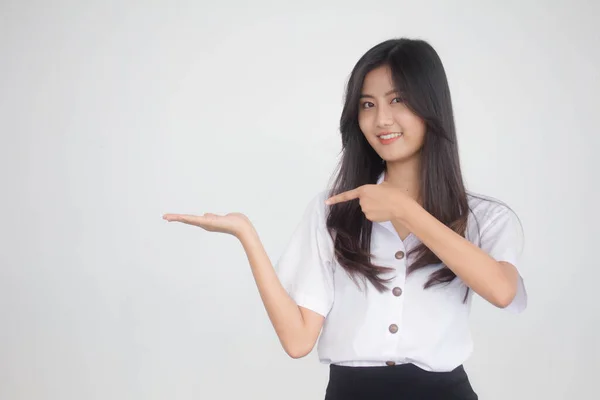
[1,0,598,399]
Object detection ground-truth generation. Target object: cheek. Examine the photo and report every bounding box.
[357,112,368,132]
[410,119,426,145]
[358,113,374,140]
[397,111,426,143]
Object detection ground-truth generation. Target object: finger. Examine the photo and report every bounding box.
[325,188,361,205]
[162,213,187,223]
[162,213,206,225]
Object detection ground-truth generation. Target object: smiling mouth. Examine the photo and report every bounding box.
[377,132,403,145]
[378,132,403,140]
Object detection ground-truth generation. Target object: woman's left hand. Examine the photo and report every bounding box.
[325,182,412,222]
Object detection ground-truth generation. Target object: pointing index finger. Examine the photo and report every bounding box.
[325,188,361,205]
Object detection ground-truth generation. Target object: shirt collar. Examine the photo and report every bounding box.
[373,169,417,247]
[374,170,395,233]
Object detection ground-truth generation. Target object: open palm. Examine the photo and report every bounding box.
[162,212,252,237]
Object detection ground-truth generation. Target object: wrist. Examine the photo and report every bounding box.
[392,191,416,222]
[237,223,258,243]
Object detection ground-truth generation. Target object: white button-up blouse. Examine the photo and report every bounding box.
[275,174,527,372]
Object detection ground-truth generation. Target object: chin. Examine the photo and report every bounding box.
[380,150,419,164]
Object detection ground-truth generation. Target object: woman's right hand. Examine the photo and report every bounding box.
[162,211,254,238]
[163,209,323,358]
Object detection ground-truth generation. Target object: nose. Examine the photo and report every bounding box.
[376,104,393,127]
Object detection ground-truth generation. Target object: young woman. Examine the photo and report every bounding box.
[163,37,526,399]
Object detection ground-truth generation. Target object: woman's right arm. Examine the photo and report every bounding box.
[238,225,325,358]
[162,211,324,359]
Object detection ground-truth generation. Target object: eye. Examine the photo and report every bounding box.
[361,101,374,109]
[361,97,403,109]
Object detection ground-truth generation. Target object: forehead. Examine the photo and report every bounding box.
[361,65,396,94]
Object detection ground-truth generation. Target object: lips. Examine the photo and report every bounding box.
[377,132,403,144]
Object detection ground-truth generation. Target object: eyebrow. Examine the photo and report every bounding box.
[359,89,399,99]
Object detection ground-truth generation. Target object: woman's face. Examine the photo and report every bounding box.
[358,65,426,163]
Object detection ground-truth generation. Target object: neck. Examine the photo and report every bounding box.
[383,156,421,203]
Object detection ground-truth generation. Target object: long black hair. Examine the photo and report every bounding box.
[326,38,471,294]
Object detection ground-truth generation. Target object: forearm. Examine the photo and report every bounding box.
[238,227,319,357]
[395,200,518,307]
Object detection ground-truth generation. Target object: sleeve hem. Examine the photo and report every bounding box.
[503,275,528,314]
[289,292,332,318]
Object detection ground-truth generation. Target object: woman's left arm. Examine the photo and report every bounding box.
[396,198,519,308]
[325,184,521,308]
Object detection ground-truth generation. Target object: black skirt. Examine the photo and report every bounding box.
[324,363,478,400]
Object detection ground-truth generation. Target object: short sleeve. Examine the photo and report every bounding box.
[479,205,527,313]
[275,192,335,318]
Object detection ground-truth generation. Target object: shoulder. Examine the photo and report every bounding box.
[465,191,525,269]
[310,190,332,208]
[466,191,515,226]
[298,189,332,226]
[465,191,522,243]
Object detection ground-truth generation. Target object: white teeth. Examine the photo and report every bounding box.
[380,133,402,139]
